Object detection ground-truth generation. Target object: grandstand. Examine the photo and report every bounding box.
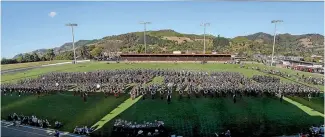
[120,53,232,62]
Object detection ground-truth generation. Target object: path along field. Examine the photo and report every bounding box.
[1,62,324,137]
[1,60,71,71]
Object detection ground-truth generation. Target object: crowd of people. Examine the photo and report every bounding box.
[1,69,155,101]
[296,74,324,86]
[73,125,94,135]
[129,70,321,104]
[249,66,324,86]
[1,69,322,104]
[215,130,231,137]
[1,66,323,137]
[308,125,325,137]
[297,124,325,137]
[112,119,167,137]
[7,113,63,129]
[252,75,280,83]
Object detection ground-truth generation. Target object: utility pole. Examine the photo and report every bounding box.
[139,21,151,54]
[271,20,283,66]
[201,23,210,54]
[66,23,78,64]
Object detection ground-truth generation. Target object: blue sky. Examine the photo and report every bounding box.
[1,1,324,58]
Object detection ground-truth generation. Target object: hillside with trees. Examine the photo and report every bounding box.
[2,29,323,65]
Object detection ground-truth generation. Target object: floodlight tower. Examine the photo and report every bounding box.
[270,20,283,66]
[65,23,78,64]
[201,22,210,54]
[139,21,151,54]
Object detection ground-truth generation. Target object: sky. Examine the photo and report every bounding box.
[1,1,324,58]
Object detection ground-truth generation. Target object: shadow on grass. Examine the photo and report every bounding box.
[287,96,324,114]
[91,97,324,137]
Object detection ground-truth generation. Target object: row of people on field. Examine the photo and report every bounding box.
[297,124,325,137]
[252,75,280,83]
[112,119,167,137]
[7,113,63,129]
[73,126,94,135]
[1,69,322,102]
[248,66,324,86]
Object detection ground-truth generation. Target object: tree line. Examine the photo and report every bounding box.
[1,45,103,65]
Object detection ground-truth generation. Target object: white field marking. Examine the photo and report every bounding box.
[3,126,50,137]
[41,60,90,67]
[1,67,33,72]
[41,62,71,67]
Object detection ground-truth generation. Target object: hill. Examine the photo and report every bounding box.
[13,40,99,59]
[13,29,324,59]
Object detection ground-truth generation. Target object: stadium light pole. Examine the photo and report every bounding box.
[270,20,283,66]
[66,23,78,64]
[139,21,151,54]
[201,22,210,54]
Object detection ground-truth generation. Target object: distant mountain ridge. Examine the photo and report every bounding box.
[12,29,324,59]
[13,40,99,58]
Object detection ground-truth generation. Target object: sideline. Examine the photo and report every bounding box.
[283,97,324,117]
[91,95,143,131]
[1,121,83,137]
[4,127,50,137]
[1,60,90,75]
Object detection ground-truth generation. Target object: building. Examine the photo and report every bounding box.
[120,54,232,62]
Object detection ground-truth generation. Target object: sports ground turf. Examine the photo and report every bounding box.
[93,96,323,137]
[0,60,71,71]
[1,92,129,132]
[1,62,324,137]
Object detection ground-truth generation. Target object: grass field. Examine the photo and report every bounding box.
[287,96,324,114]
[1,60,71,71]
[1,62,324,137]
[93,96,323,137]
[1,92,128,132]
[245,63,323,78]
[244,63,324,90]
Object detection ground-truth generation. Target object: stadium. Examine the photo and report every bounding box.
[1,58,324,137]
[1,1,324,137]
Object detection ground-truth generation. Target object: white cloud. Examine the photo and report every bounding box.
[48,12,57,18]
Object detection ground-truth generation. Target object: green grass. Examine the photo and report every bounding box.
[1,60,71,71]
[1,63,79,83]
[1,62,323,137]
[287,96,324,114]
[93,96,323,137]
[1,92,129,132]
[0,63,268,83]
[92,95,143,131]
[245,63,323,78]
[244,63,324,91]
